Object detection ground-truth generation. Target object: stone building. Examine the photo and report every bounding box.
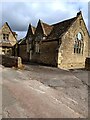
[18,24,36,62]
[18,11,90,69]
[0,22,17,56]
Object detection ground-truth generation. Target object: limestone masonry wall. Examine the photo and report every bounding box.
[18,45,28,62]
[39,41,58,66]
[58,15,89,69]
[0,55,22,68]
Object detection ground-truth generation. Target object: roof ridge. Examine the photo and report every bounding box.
[39,20,53,36]
[42,21,51,26]
[47,16,77,40]
[52,17,77,26]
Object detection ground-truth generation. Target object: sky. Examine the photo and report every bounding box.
[0,0,90,40]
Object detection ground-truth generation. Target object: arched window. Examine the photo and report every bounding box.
[74,32,84,54]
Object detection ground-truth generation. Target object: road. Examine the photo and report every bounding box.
[0,66,2,119]
[1,64,88,118]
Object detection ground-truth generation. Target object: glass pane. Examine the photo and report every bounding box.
[77,32,83,41]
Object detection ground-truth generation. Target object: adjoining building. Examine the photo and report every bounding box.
[18,24,36,62]
[0,22,17,56]
[18,11,90,69]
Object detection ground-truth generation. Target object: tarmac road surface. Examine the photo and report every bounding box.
[1,64,88,118]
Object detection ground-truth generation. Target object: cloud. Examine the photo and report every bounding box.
[0,0,89,39]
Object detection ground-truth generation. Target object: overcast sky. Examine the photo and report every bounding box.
[0,0,90,40]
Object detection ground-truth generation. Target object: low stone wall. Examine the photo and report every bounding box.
[0,55,22,68]
[85,57,90,70]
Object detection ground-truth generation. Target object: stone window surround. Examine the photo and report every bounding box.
[74,32,84,54]
[3,33,9,41]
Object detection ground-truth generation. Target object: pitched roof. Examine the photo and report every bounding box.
[3,22,17,41]
[19,24,36,45]
[31,26,36,34]
[47,17,77,40]
[40,21,53,36]
[0,22,17,47]
[18,37,26,45]
[26,24,36,38]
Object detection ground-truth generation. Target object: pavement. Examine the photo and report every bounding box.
[0,64,89,118]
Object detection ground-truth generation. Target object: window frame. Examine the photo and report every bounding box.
[74,32,84,54]
[3,33,9,41]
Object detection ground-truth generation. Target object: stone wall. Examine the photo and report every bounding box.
[0,47,2,54]
[0,55,22,68]
[31,40,58,66]
[1,47,13,56]
[39,41,58,66]
[58,14,89,69]
[31,53,40,63]
[85,57,90,70]
[18,45,28,62]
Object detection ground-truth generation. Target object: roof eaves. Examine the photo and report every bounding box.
[18,37,26,44]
